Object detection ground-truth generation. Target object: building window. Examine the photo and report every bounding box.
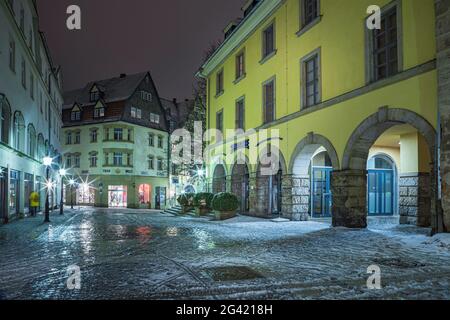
[27,125,36,158]
[90,153,98,167]
[71,106,81,121]
[113,128,123,141]
[157,135,163,149]
[74,154,81,168]
[0,100,11,145]
[141,91,152,102]
[30,73,34,99]
[131,107,142,119]
[90,91,99,102]
[13,112,24,152]
[39,92,43,114]
[74,131,81,144]
[235,98,245,130]
[28,29,33,51]
[148,155,154,170]
[9,39,15,72]
[150,113,160,124]
[262,23,275,59]
[94,105,105,118]
[157,158,163,171]
[216,69,224,95]
[66,132,72,145]
[302,0,319,27]
[113,152,123,166]
[19,5,24,32]
[302,51,321,108]
[372,7,398,81]
[263,79,275,124]
[236,51,245,80]
[66,155,72,168]
[127,153,132,166]
[216,110,223,138]
[149,133,154,147]
[21,58,26,89]
[90,129,98,143]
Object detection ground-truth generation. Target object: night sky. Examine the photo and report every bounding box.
[37,0,244,100]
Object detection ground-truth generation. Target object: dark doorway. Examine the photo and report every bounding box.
[312,167,332,217]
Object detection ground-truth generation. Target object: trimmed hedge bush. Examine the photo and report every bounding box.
[177,193,195,207]
[193,193,214,209]
[211,192,239,212]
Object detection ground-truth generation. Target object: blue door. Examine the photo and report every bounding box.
[312,167,333,217]
[368,169,394,216]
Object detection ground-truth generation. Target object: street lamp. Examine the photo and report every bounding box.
[69,179,75,209]
[59,169,67,215]
[43,156,53,223]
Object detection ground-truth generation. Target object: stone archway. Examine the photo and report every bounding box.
[335,107,437,229]
[252,146,287,217]
[212,164,227,193]
[231,162,250,213]
[285,133,339,220]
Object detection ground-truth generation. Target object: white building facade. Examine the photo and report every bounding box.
[0,0,63,222]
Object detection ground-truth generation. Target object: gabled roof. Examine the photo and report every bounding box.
[160,98,195,130]
[63,72,148,109]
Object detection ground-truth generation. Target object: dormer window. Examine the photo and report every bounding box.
[150,113,160,124]
[70,105,81,121]
[90,91,99,102]
[90,85,101,102]
[94,102,105,118]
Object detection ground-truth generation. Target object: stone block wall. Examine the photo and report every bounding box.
[399,173,431,226]
[281,175,310,221]
[331,170,367,228]
[436,0,450,232]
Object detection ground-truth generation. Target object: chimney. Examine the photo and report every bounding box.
[172,98,177,104]
[119,73,127,78]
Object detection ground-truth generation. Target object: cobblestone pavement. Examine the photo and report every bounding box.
[0,208,449,300]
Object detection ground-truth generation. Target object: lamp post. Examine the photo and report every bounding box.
[69,179,75,209]
[43,156,53,223]
[59,169,67,215]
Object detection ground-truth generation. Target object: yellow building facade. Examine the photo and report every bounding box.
[198,0,443,230]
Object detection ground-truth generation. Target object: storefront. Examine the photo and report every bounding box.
[36,176,45,212]
[24,173,33,213]
[0,167,7,221]
[9,170,20,216]
[77,184,96,205]
[108,185,127,208]
[138,184,151,208]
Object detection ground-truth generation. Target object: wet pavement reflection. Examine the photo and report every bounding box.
[0,208,449,300]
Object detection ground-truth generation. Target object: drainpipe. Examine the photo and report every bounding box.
[435,107,444,234]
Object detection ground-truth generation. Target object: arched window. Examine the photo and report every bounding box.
[13,111,25,152]
[44,140,50,157]
[27,124,36,158]
[0,96,11,145]
[37,134,45,160]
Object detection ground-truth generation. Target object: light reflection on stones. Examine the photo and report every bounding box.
[192,229,215,250]
[166,227,179,237]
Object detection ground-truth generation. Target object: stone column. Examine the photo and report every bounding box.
[281,175,310,221]
[399,173,431,227]
[248,172,257,215]
[436,0,450,231]
[331,170,367,228]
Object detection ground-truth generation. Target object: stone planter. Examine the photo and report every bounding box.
[195,207,210,216]
[214,210,237,221]
[181,206,193,214]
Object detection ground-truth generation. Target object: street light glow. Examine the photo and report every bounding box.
[43,156,53,166]
[69,179,75,185]
[59,169,67,176]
